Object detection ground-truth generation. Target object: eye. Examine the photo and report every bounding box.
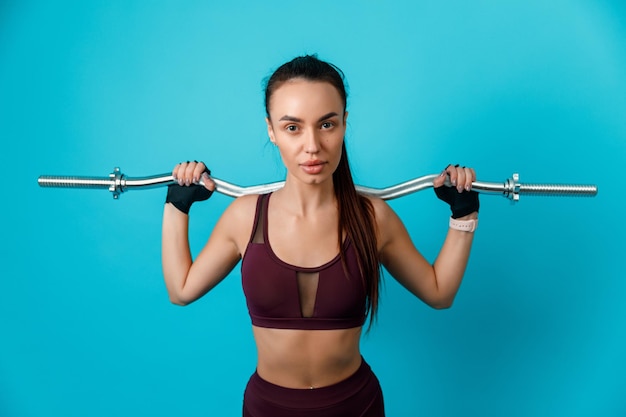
[286,125,298,132]
[321,121,334,129]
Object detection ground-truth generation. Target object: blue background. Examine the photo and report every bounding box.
[1,1,624,416]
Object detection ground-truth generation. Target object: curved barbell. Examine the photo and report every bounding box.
[37,167,598,201]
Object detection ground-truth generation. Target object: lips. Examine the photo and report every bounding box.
[300,160,326,174]
[301,159,325,167]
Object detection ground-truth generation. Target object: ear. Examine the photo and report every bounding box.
[266,117,276,144]
[343,111,349,126]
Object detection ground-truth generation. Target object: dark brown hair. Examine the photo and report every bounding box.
[264,55,381,327]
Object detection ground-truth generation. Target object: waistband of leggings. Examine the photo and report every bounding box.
[247,357,373,408]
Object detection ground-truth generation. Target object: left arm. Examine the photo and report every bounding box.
[373,165,478,309]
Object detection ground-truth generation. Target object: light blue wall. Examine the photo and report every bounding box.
[2,1,624,416]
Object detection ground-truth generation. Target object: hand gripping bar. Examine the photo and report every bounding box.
[37,167,598,201]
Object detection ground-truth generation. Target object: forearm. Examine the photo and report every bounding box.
[432,212,477,308]
[161,203,193,304]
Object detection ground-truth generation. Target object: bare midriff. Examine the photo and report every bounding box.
[252,325,363,389]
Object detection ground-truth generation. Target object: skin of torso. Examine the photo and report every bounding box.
[238,189,364,389]
[253,327,363,389]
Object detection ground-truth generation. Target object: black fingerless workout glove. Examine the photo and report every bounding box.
[165,168,213,214]
[434,186,480,219]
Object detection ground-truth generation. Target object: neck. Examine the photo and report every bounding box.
[276,174,337,216]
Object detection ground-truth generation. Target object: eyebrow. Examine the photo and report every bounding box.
[278,112,340,123]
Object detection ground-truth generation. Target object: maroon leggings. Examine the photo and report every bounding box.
[242,358,385,417]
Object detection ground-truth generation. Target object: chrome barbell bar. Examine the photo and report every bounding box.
[37,167,598,201]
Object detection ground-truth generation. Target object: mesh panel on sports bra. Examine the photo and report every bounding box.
[296,271,319,318]
[251,196,266,244]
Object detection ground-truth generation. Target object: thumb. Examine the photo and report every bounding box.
[433,170,447,188]
[200,171,216,192]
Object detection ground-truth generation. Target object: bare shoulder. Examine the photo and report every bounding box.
[220,193,260,229]
[224,193,259,217]
[217,193,261,249]
[362,194,405,250]
[362,194,398,225]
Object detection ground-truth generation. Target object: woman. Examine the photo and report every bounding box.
[161,55,479,416]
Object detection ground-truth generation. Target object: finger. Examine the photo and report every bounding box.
[202,175,216,192]
[192,161,207,184]
[447,164,458,186]
[176,161,188,185]
[433,167,448,187]
[464,167,476,191]
[455,165,466,192]
[182,161,198,185]
[461,167,473,191]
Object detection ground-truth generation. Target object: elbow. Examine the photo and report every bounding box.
[168,293,191,306]
[430,296,455,310]
[432,301,453,310]
[164,281,194,306]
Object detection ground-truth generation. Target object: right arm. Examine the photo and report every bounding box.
[161,162,254,305]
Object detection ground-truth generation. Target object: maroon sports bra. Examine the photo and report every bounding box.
[241,193,367,330]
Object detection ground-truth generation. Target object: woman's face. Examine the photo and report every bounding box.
[266,79,347,187]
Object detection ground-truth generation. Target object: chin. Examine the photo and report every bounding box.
[301,174,332,186]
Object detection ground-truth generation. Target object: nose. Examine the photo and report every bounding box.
[304,129,321,154]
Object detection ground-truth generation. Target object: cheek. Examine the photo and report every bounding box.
[329,135,345,154]
[330,139,344,164]
[275,144,298,166]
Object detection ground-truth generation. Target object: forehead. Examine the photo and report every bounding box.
[268,79,344,117]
